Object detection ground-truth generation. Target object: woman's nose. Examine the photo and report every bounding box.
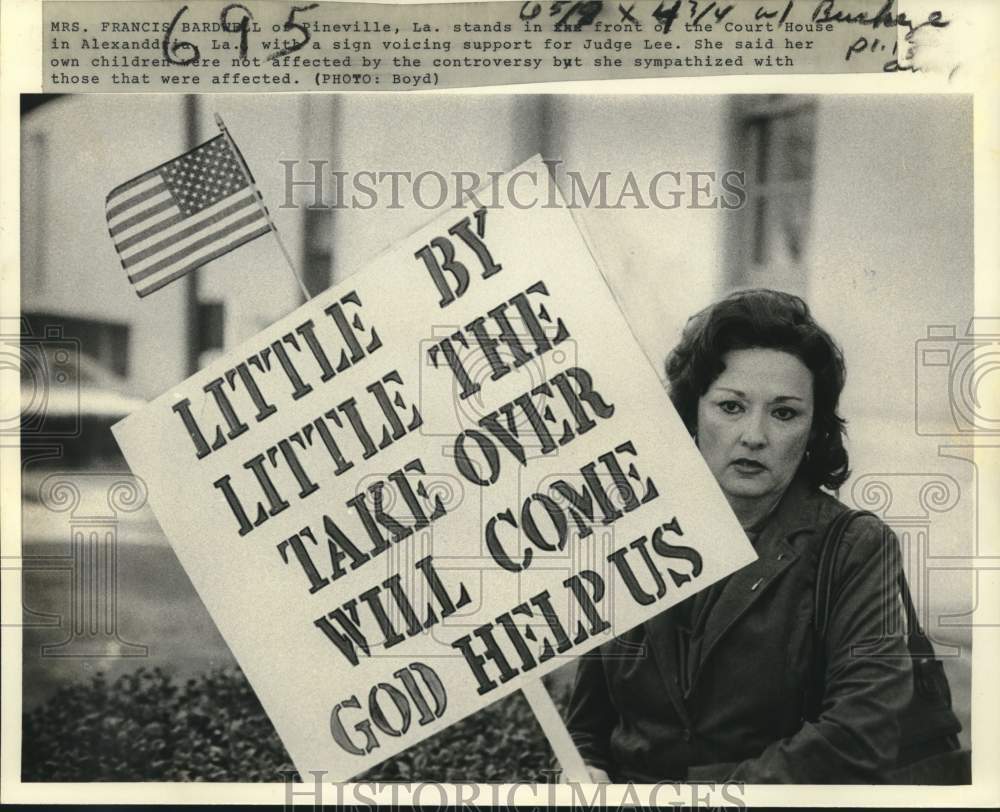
[739,412,768,448]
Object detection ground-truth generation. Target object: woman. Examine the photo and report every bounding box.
[565,289,913,784]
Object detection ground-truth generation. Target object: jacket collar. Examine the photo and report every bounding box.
[743,475,828,545]
[641,477,828,710]
[688,477,831,685]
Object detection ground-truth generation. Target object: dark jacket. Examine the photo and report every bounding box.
[565,478,913,783]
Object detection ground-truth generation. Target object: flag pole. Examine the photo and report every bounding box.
[184,96,202,375]
[213,113,311,301]
[521,680,591,783]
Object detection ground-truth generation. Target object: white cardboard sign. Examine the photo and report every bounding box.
[113,157,756,781]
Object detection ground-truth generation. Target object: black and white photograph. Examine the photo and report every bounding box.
[3,2,997,807]
[9,90,985,801]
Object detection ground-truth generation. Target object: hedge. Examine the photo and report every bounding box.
[22,666,565,783]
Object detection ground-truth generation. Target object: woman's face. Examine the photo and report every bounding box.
[696,348,815,512]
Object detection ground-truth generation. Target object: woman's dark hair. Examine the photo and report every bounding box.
[665,288,850,490]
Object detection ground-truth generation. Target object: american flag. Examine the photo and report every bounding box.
[105,135,272,298]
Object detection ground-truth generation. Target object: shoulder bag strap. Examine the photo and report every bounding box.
[806,508,876,721]
[813,510,873,633]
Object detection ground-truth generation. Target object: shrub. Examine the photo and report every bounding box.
[23,666,564,783]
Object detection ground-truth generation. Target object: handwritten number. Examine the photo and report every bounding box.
[577,1,604,27]
[692,1,714,25]
[553,2,578,28]
[519,1,542,21]
[285,3,319,42]
[691,0,733,25]
[220,4,253,60]
[650,0,732,31]
[518,0,605,28]
[651,0,681,33]
[551,0,603,29]
[162,5,200,65]
[269,3,320,59]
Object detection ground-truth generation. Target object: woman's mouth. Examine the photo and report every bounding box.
[731,458,767,474]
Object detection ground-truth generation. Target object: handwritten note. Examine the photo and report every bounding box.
[43,0,951,91]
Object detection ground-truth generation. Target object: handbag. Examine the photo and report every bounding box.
[809,509,970,784]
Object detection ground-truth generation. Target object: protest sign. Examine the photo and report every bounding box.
[112,156,756,780]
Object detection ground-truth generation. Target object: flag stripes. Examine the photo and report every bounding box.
[136,225,273,298]
[105,182,169,221]
[122,193,259,270]
[128,208,268,283]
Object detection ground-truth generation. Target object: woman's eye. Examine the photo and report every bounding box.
[719,401,743,415]
[772,407,797,421]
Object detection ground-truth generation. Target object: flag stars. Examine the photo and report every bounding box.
[161,137,249,217]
